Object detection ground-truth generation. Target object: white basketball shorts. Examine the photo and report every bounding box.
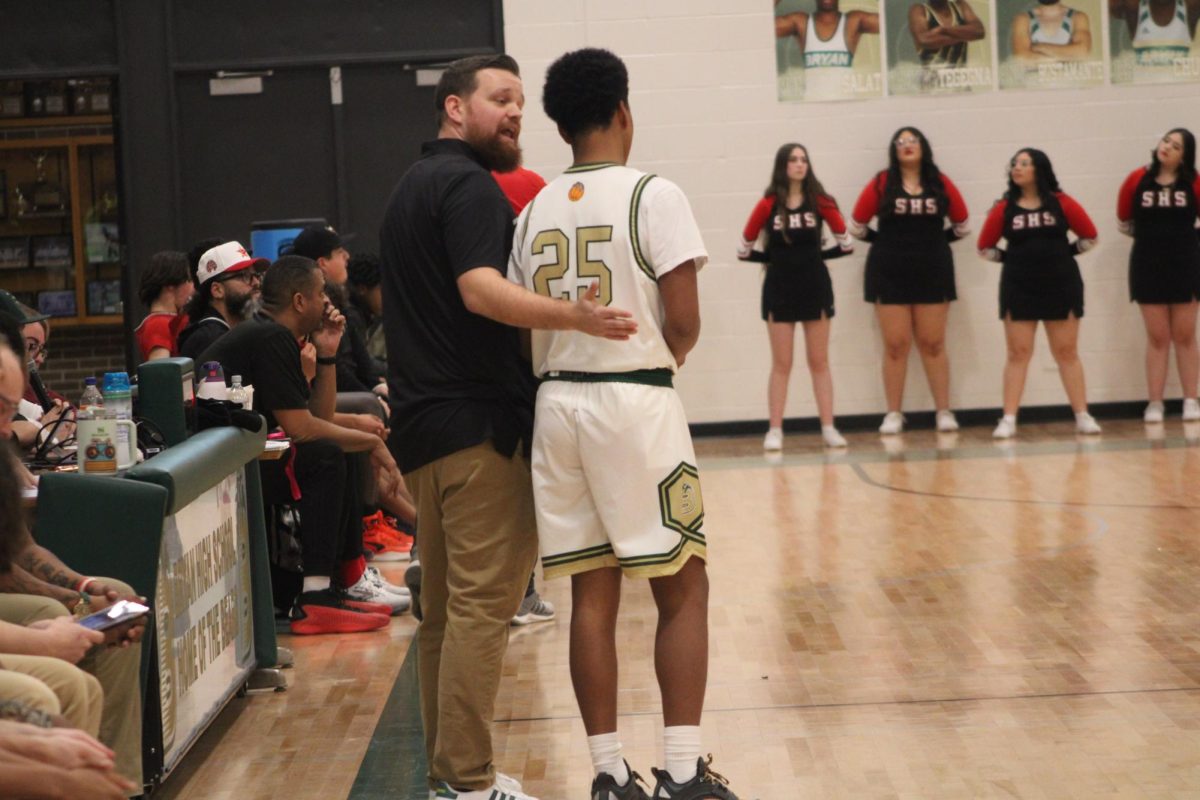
[532,373,707,580]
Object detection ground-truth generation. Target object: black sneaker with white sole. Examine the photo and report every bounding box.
[650,756,739,799]
[591,762,650,800]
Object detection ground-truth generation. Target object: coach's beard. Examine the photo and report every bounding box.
[468,129,522,173]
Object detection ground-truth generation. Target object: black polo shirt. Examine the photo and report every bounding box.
[380,138,534,473]
[197,313,309,431]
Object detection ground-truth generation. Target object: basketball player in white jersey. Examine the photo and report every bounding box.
[1110,0,1200,65]
[775,0,881,98]
[508,48,739,800]
[1011,0,1093,61]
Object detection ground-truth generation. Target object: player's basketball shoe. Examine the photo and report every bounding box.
[289,589,389,635]
[591,762,650,800]
[1184,398,1200,421]
[1144,401,1165,423]
[650,757,738,799]
[362,510,413,561]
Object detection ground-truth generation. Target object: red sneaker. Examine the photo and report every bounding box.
[362,510,413,562]
[289,589,389,635]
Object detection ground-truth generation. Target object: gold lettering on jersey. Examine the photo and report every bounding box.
[530,226,615,306]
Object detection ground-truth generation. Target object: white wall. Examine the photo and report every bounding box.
[503,0,1200,425]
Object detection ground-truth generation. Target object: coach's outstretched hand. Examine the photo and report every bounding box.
[573,282,638,340]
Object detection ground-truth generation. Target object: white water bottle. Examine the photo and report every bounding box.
[227,375,248,409]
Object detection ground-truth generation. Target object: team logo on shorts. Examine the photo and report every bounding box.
[568,182,585,202]
[658,462,704,537]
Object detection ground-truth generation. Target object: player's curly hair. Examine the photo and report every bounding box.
[542,48,629,138]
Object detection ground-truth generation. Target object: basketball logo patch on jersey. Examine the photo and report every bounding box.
[658,462,704,537]
[568,182,585,202]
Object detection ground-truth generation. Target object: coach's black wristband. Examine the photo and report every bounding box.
[316,356,337,365]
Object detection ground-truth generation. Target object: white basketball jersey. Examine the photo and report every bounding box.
[507,163,708,377]
[803,13,854,99]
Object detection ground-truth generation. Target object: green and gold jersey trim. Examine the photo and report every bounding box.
[563,161,620,173]
[543,368,673,387]
[629,173,658,281]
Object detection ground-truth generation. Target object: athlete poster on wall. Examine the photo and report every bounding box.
[1109,0,1200,84]
[775,0,885,101]
[885,0,996,93]
[995,0,1105,88]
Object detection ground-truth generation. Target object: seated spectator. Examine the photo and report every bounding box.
[347,253,386,364]
[177,241,266,362]
[0,719,134,800]
[134,251,193,361]
[0,326,146,793]
[292,230,413,560]
[0,295,72,454]
[292,226,386,395]
[199,255,410,629]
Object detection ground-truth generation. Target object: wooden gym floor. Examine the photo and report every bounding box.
[156,419,1200,800]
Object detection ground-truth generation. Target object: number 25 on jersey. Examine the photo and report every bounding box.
[531,226,614,306]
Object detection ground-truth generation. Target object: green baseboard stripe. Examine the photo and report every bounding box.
[348,630,426,800]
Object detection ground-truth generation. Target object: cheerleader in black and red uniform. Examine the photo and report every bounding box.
[1117,128,1200,424]
[977,148,1101,438]
[739,143,853,450]
[849,126,970,435]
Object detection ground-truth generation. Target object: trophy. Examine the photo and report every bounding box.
[15,152,67,218]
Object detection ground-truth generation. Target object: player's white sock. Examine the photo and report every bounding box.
[588,732,629,784]
[302,576,331,593]
[664,725,701,783]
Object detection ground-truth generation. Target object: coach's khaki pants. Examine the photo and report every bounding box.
[0,582,143,790]
[0,655,103,734]
[406,442,538,791]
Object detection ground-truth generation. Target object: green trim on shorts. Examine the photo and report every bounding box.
[630,174,657,281]
[616,530,706,568]
[544,368,673,387]
[542,542,615,569]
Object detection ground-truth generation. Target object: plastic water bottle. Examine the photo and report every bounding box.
[101,372,132,419]
[78,377,104,416]
[196,361,228,401]
[227,375,247,409]
[101,371,133,454]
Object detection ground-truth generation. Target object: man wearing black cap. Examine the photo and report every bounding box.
[292,225,385,394]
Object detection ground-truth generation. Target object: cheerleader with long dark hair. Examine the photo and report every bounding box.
[977,148,1101,438]
[849,126,970,435]
[740,143,853,449]
[1117,128,1200,424]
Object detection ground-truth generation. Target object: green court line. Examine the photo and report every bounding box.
[348,631,426,800]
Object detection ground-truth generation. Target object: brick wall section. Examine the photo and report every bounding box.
[502,1,1200,424]
[41,325,127,401]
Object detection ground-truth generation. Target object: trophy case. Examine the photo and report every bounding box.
[0,78,121,326]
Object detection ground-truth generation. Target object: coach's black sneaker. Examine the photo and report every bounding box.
[591,761,650,800]
[650,756,739,799]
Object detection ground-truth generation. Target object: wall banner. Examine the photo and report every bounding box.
[886,0,996,93]
[776,0,885,101]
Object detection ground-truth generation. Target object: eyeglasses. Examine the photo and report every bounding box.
[895,137,919,147]
[221,271,262,286]
[24,338,47,359]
